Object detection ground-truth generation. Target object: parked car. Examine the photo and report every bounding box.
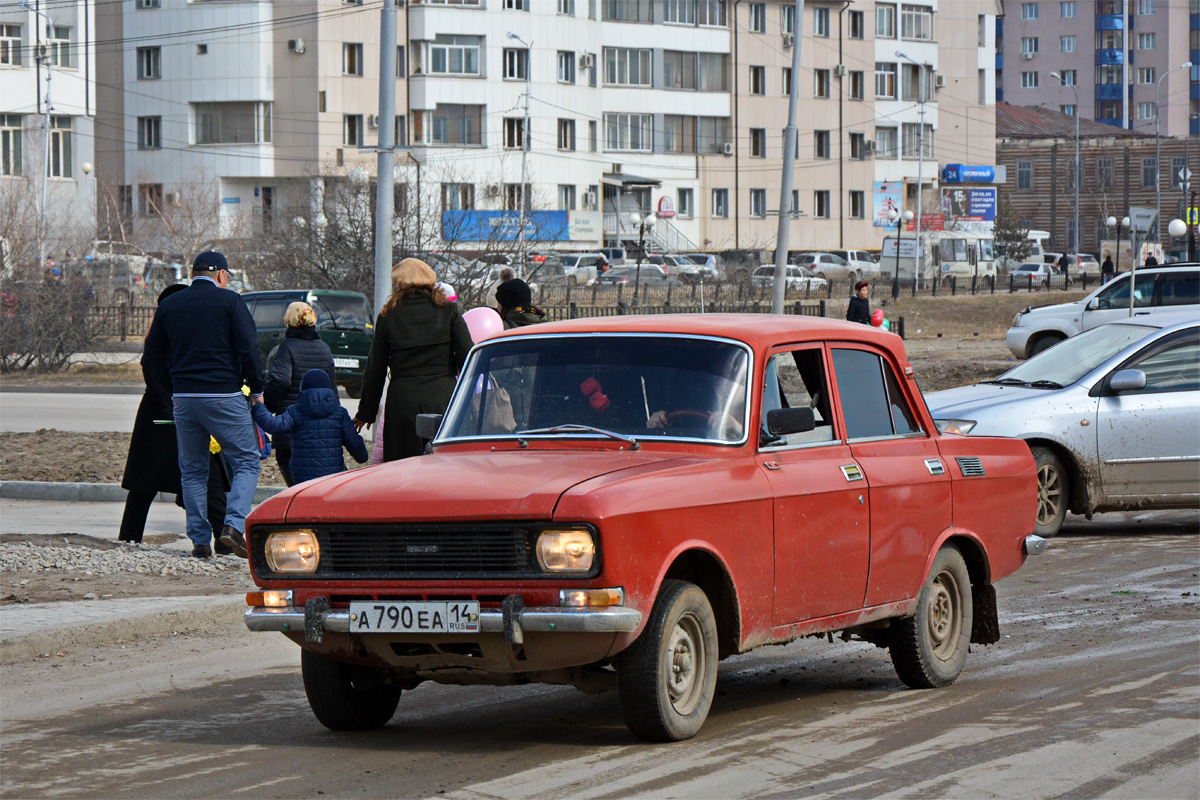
[241,289,374,397]
[929,313,1198,538]
[1005,263,1200,358]
[243,314,1042,742]
[676,253,721,282]
[1066,253,1100,276]
[791,252,853,281]
[559,253,606,285]
[593,266,676,286]
[598,246,627,266]
[1008,262,1057,282]
[828,249,882,281]
[750,264,828,292]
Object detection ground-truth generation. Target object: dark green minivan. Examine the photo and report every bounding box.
[241,290,374,397]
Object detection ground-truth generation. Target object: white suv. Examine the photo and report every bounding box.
[1006,264,1200,358]
[828,249,880,282]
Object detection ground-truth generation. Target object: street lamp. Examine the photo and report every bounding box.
[1106,215,1130,277]
[1155,62,1192,245]
[629,211,656,307]
[886,208,914,299]
[507,32,533,275]
[1049,71,1080,260]
[21,0,53,271]
[896,51,926,283]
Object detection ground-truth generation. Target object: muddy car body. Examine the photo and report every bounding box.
[244,314,1041,741]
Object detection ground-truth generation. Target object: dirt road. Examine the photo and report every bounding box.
[2,512,1196,799]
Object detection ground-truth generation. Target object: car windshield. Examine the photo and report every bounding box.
[441,335,751,444]
[308,294,372,330]
[996,323,1158,386]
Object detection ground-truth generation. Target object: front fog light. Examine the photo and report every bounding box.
[536,529,596,573]
[264,530,320,573]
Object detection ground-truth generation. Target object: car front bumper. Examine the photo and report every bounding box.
[1005,325,1032,358]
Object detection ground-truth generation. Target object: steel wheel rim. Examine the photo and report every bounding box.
[1037,462,1063,526]
[927,569,962,658]
[665,611,705,716]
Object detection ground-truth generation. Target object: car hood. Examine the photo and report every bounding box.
[925,382,1051,417]
[1019,299,1080,319]
[277,449,689,523]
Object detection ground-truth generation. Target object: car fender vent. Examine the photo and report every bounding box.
[955,456,985,477]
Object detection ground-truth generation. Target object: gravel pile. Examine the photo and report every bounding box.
[0,542,240,577]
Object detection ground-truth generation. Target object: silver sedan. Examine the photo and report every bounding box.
[926,314,1199,537]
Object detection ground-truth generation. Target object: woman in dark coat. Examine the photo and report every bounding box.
[264,301,336,486]
[119,284,229,546]
[353,259,474,461]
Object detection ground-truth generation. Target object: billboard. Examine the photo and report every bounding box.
[441,210,571,243]
[941,187,997,234]
[873,182,903,227]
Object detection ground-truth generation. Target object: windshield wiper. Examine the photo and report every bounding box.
[980,377,1031,386]
[515,424,640,450]
[1028,379,1064,389]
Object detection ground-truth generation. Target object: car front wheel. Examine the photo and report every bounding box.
[890,544,973,689]
[301,650,401,730]
[1031,446,1069,537]
[1029,335,1063,356]
[617,579,718,742]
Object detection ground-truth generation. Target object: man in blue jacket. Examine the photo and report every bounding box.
[142,251,263,559]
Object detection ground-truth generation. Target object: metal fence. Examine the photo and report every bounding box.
[87,304,157,341]
[539,299,826,321]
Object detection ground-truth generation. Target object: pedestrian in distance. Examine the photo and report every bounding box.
[1056,252,1070,275]
[495,278,546,329]
[1144,254,1158,267]
[1101,254,1115,282]
[846,280,872,325]
[353,258,474,462]
[142,251,264,559]
[263,301,337,486]
[252,369,368,485]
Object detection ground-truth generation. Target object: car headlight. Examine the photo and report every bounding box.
[536,528,596,574]
[935,419,977,435]
[264,530,320,573]
[1011,313,1024,327]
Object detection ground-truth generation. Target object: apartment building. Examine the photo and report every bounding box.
[93,0,998,259]
[997,0,1199,137]
[0,0,97,268]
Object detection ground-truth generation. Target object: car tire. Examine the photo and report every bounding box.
[1029,335,1063,356]
[890,544,973,689]
[1031,446,1068,538]
[617,579,718,742]
[815,272,827,281]
[301,649,401,730]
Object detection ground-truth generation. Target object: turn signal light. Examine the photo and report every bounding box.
[246,590,293,608]
[559,588,624,607]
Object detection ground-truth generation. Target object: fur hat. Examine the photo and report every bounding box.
[193,251,228,272]
[300,369,331,392]
[284,301,317,328]
[391,258,437,292]
[495,278,532,309]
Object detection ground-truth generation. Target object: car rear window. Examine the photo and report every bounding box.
[310,295,372,330]
[251,297,290,328]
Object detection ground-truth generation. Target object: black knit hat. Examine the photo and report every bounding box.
[193,251,228,272]
[300,369,331,391]
[495,278,532,309]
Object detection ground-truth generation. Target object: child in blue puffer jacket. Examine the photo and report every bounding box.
[252,369,369,485]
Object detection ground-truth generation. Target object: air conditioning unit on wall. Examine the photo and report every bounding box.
[935,74,945,88]
[1023,52,1034,60]
[782,33,794,47]
[287,38,305,54]
[583,190,598,207]
[367,114,379,128]
[579,52,595,69]
[722,142,734,156]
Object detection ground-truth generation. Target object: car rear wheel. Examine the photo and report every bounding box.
[890,544,972,689]
[617,579,718,742]
[301,649,401,730]
[1029,335,1063,356]
[815,272,827,281]
[1031,446,1068,538]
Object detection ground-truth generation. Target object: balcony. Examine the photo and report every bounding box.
[1095,83,1124,101]
[1095,14,1125,31]
[1096,49,1124,66]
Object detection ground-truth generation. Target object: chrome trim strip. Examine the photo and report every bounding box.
[1104,455,1200,465]
[1024,534,1047,556]
[245,605,642,635]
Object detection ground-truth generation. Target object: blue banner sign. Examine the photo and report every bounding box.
[942,164,996,184]
[442,210,570,243]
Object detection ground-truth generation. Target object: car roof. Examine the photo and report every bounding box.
[241,289,368,299]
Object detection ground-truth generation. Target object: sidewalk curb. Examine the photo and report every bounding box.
[0,481,283,504]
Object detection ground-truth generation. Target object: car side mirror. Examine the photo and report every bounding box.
[1086,298,1099,310]
[766,407,816,436]
[415,413,443,440]
[1108,369,1146,393]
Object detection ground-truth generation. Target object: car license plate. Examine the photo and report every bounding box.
[333,357,358,368]
[349,601,480,633]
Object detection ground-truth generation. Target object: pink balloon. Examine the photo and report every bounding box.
[438,282,457,303]
[463,307,504,342]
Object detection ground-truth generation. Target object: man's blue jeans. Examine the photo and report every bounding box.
[173,394,261,547]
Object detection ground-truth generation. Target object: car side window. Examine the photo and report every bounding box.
[1126,336,1200,393]
[1159,275,1199,307]
[883,362,922,434]
[1095,276,1152,310]
[832,348,917,440]
[760,348,835,449]
[250,298,289,328]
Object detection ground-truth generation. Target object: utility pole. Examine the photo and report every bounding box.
[771,0,804,314]
[897,51,925,283]
[507,33,532,276]
[21,0,52,270]
[373,0,398,317]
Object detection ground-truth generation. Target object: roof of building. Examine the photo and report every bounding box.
[996,102,1153,140]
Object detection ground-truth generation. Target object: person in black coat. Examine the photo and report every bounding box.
[119,283,230,548]
[846,280,872,324]
[263,302,337,486]
[253,369,368,484]
[1101,254,1115,282]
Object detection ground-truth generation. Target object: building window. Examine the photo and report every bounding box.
[814,6,830,36]
[505,182,527,211]
[1060,35,1075,53]
[394,115,408,147]
[814,190,830,218]
[782,67,791,95]
[1142,158,1156,187]
[343,114,363,146]
[503,117,525,149]
[588,120,598,151]
[604,112,653,151]
[396,46,406,77]
[1137,0,1155,13]
[876,3,895,38]
[424,104,483,145]
[875,62,897,98]
[697,53,728,91]
[875,126,897,158]
[849,10,864,38]
[558,118,576,150]
[1060,1,1075,16]
[781,3,794,33]
[604,47,651,86]
[849,71,864,100]
[46,26,70,67]
[663,50,698,90]
[1137,102,1157,120]
[429,36,481,75]
[441,183,475,211]
[1058,70,1076,86]
[664,115,696,153]
[849,190,865,219]
[814,69,830,98]
[814,130,830,159]
[1021,37,1038,55]
[1097,158,1113,189]
[750,128,766,157]
[558,0,575,13]
[195,102,272,144]
[790,189,800,214]
[1172,156,1188,187]
[137,0,161,7]
[558,184,576,210]
[139,183,163,216]
[849,131,865,159]
[901,63,928,100]
[0,24,20,66]
[1138,33,1155,50]
[1066,157,1079,189]
[711,188,728,218]
[750,65,766,95]
[901,122,933,158]
[750,188,767,217]
[503,48,529,80]
[749,3,766,32]
[137,116,161,150]
[1021,2,1039,19]
[557,51,576,83]
[1138,67,1156,84]
[1060,104,1076,116]
[1021,71,1038,89]
[900,4,932,40]
[0,114,21,176]
[1017,160,1033,190]
[116,185,134,221]
[137,47,161,80]
[504,0,529,9]
[678,188,693,217]
[606,0,653,22]
[343,43,363,76]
